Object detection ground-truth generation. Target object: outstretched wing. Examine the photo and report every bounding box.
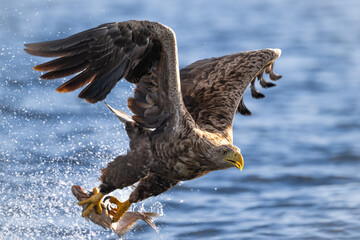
[25,20,189,130]
[25,22,157,103]
[180,49,282,141]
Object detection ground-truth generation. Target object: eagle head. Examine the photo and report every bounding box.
[211,145,244,171]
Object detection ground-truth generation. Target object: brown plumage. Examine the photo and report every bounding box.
[25,20,282,223]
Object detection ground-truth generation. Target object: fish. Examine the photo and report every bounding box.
[71,185,160,237]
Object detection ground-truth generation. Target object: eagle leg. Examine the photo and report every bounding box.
[78,188,104,217]
[107,196,132,222]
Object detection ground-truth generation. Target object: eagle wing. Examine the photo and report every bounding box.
[25,20,189,130]
[180,49,282,141]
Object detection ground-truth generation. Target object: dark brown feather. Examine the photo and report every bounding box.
[237,98,252,115]
[40,62,89,79]
[56,71,96,93]
[258,72,276,88]
[250,79,266,99]
[33,52,88,71]
[266,62,282,81]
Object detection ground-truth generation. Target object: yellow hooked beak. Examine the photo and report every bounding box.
[224,151,244,171]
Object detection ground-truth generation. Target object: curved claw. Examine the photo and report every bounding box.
[106,196,132,222]
[104,196,119,215]
[78,188,104,217]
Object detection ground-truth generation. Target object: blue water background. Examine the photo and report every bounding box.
[1,0,360,239]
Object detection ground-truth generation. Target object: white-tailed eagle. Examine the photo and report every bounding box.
[25,20,282,222]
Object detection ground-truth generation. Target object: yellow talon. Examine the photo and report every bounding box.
[108,196,132,222]
[78,188,104,217]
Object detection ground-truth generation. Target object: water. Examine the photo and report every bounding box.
[1,0,360,239]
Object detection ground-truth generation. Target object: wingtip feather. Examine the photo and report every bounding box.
[55,86,71,93]
[33,65,42,71]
